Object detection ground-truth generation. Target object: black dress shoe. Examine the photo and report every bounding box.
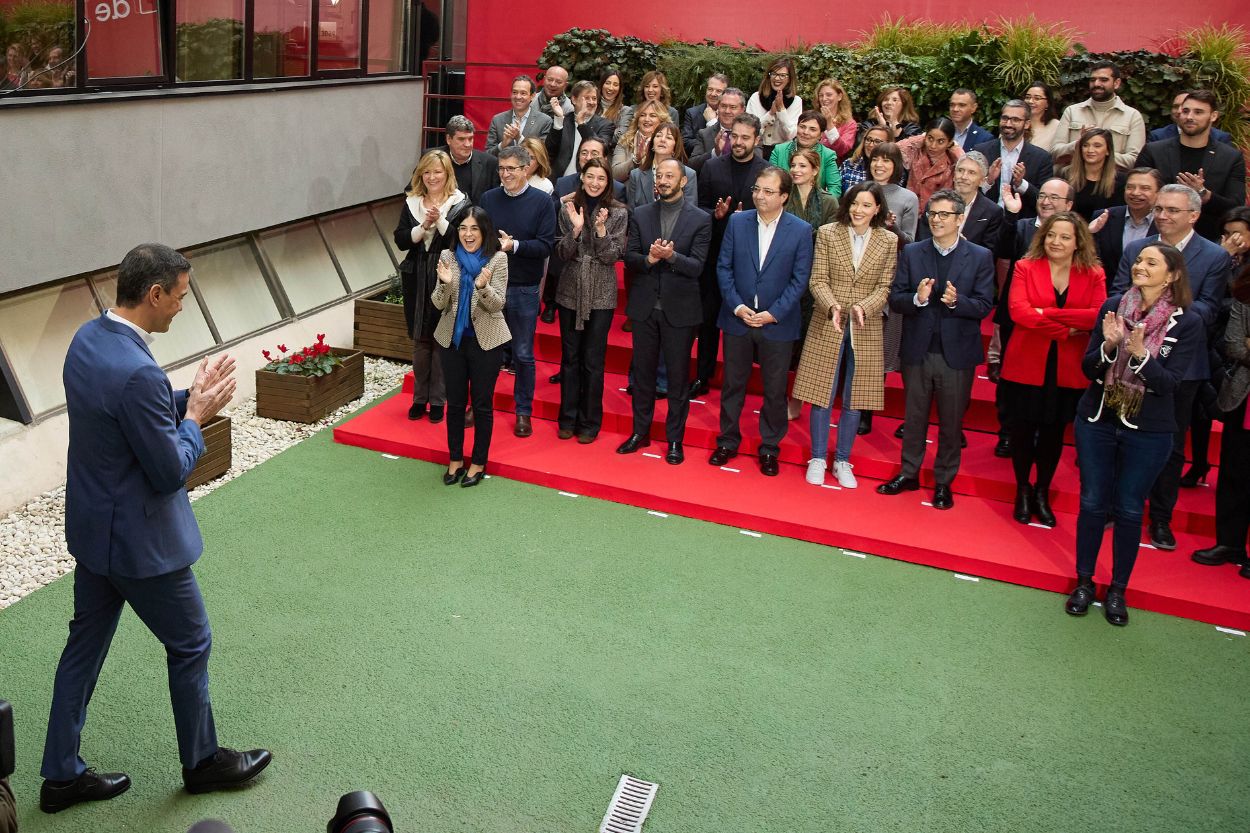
[857,411,873,435]
[665,442,684,465]
[1013,483,1034,524]
[758,454,779,476]
[876,475,920,495]
[1103,588,1129,626]
[1032,486,1056,527]
[708,446,738,466]
[932,484,954,510]
[549,371,563,384]
[183,747,272,795]
[1064,580,1096,616]
[428,404,445,424]
[540,306,556,324]
[687,379,709,400]
[994,434,1012,457]
[41,769,131,813]
[408,402,427,421]
[616,434,651,454]
[893,424,905,439]
[514,415,533,438]
[1241,563,1250,580]
[1149,520,1176,550]
[1191,544,1248,566]
[557,427,575,440]
[443,466,465,486]
[960,432,967,449]
[461,469,486,487]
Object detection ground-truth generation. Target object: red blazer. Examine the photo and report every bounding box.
[1002,258,1106,389]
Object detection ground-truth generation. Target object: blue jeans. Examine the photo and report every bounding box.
[808,329,860,463]
[1073,417,1174,588]
[503,283,541,415]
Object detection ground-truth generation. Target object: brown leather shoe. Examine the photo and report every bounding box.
[514,415,532,437]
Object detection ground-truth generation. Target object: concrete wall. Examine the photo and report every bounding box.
[0,79,424,294]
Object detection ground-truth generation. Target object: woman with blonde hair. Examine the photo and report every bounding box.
[394,149,471,423]
[815,78,857,160]
[520,136,554,194]
[615,70,680,136]
[747,56,802,157]
[839,125,890,190]
[612,100,671,182]
[1058,127,1123,221]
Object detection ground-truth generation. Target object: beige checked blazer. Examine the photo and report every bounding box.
[431,251,512,351]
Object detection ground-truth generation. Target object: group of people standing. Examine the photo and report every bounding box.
[396,58,1247,626]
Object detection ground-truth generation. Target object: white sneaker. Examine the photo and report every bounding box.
[832,460,858,489]
[805,458,826,485]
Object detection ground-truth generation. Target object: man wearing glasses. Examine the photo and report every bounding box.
[972,100,1054,219]
[878,190,996,509]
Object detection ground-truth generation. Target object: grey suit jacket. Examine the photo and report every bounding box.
[485,109,553,156]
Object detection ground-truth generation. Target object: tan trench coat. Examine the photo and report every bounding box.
[792,223,898,410]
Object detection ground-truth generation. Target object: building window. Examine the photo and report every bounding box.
[366,0,408,74]
[0,280,99,415]
[253,0,311,78]
[185,238,284,341]
[86,0,165,81]
[316,0,360,73]
[370,197,405,263]
[0,0,76,91]
[319,206,396,290]
[258,221,349,313]
[175,1,245,82]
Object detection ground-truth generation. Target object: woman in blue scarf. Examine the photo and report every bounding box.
[432,207,511,487]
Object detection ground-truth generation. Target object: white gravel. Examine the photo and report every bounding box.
[0,357,409,610]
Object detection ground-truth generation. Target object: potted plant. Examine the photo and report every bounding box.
[353,272,413,361]
[186,414,232,489]
[255,333,365,423]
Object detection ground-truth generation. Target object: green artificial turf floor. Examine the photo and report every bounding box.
[1,399,1248,833]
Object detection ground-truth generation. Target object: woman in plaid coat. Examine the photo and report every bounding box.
[792,182,898,487]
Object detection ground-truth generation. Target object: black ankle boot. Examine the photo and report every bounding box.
[1065,577,1096,616]
[857,410,873,435]
[1032,484,1056,527]
[1013,483,1034,524]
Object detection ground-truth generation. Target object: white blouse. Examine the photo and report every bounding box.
[746,91,803,146]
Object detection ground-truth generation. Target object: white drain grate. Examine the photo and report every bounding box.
[599,774,659,833]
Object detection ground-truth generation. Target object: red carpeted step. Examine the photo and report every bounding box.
[333,392,1250,631]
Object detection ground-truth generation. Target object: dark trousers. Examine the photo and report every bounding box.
[1009,417,1068,492]
[0,778,14,833]
[1215,399,1250,552]
[631,308,697,442]
[1074,417,1173,588]
[441,335,504,466]
[542,261,562,309]
[411,339,446,406]
[694,277,722,382]
[558,305,613,437]
[42,565,217,779]
[1147,379,1200,523]
[899,353,974,485]
[718,329,793,456]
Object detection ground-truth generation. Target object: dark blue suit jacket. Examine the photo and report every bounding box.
[624,201,712,327]
[889,239,996,370]
[1148,123,1232,145]
[959,121,993,151]
[716,210,813,342]
[63,314,205,578]
[1112,234,1232,380]
[1092,206,1157,292]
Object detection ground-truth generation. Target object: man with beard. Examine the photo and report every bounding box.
[1051,61,1146,170]
[971,99,1054,218]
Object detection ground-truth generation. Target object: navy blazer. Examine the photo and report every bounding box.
[1148,123,1233,145]
[970,139,1054,218]
[889,239,997,370]
[623,201,713,327]
[917,192,1004,252]
[716,210,813,342]
[959,121,993,151]
[1092,206,1157,291]
[1077,298,1202,432]
[682,104,716,155]
[63,315,205,579]
[1113,234,1232,380]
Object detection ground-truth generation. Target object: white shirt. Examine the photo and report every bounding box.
[755,212,782,307]
[850,228,871,270]
[1171,229,1196,252]
[106,309,155,346]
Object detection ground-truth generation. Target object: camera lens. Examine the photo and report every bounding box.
[327,791,393,833]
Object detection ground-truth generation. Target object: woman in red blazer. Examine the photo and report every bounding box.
[1002,211,1106,527]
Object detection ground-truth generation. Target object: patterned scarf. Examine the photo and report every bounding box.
[1102,285,1179,420]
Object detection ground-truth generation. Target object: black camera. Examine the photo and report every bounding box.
[0,700,13,780]
[327,791,393,833]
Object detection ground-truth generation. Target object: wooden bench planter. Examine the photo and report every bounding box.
[255,348,365,424]
[186,415,232,490]
[353,293,413,361]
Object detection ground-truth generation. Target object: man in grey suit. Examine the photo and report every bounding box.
[40,244,270,814]
[485,75,552,155]
[687,88,747,171]
[530,64,570,120]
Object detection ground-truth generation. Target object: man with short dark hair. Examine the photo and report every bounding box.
[531,65,570,119]
[545,79,615,181]
[617,158,713,464]
[1089,167,1161,287]
[878,190,996,509]
[1134,90,1247,241]
[42,243,270,814]
[485,75,552,154]
[972,99,1053,218]
[426,115,498,203]
[1051,60,1146,170]
[688,88,747,171]
[682,73,729,155]
[949,88,991,151]
[708,165,813,476]
[1149,90,1233,145]
[479,146,557,437]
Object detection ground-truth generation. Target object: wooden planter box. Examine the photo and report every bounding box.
[186,415,232,490]
[353,293,413,361]
[255,348,365,424]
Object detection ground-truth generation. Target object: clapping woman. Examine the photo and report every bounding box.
[1067,243,1200,625]
[555,157,629,442]
[746,57,802,159]
[433,207,511,488]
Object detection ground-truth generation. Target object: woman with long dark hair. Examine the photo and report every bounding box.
[1067,243,1201,625]
[433,207,510,487]
[1023,82,1061,152]
[1059,127,1124,221]
[896,117,963,212]
[747,56,803,158]
[859,86,921,143]
[599,68,625,128]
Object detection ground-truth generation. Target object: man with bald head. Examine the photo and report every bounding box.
[531,64,570,120]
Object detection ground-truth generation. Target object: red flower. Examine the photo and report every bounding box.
[291,354,304,364]
[303,346,313,356]
[262,349,272,360]
[317,343,331,354]
[316,333,326,343]
[278,344,288,353]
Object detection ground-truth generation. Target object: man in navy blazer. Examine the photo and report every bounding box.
[1111,185,1232,549]
[949,89,992,151]
[41,244,270,814]
[971,100,1054,218]
[878,190,996,509]
[1091,167,1161,292]
[1149,91,1233,145]
[709,165,813,475]
[681,73,728,155]
[617,159,713,464]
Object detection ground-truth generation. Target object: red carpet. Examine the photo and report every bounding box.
[334,300,1247,631]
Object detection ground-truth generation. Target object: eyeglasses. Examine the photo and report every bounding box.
[1022,94,1047,101]
[863,137,884,147]
[497,165,523,173]
[999,115,1026,123]
[751,186,781,197]
[769,71,790,79]
[926,210,961,220]
[1036,193,1071,203]
[1157,205,1195,216]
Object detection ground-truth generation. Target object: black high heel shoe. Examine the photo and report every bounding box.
[461,468,486,487]
[443,465,465,486]
[1179,462,1211,487]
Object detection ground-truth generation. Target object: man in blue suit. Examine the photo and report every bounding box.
[1112,185,1232,550]
[41,244,271,814]
[877,189,996,509]
[709,165,813,476]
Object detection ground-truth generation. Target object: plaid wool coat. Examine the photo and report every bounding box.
[792,223,898,410]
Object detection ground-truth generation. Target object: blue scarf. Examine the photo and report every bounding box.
[452,246,488,348]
